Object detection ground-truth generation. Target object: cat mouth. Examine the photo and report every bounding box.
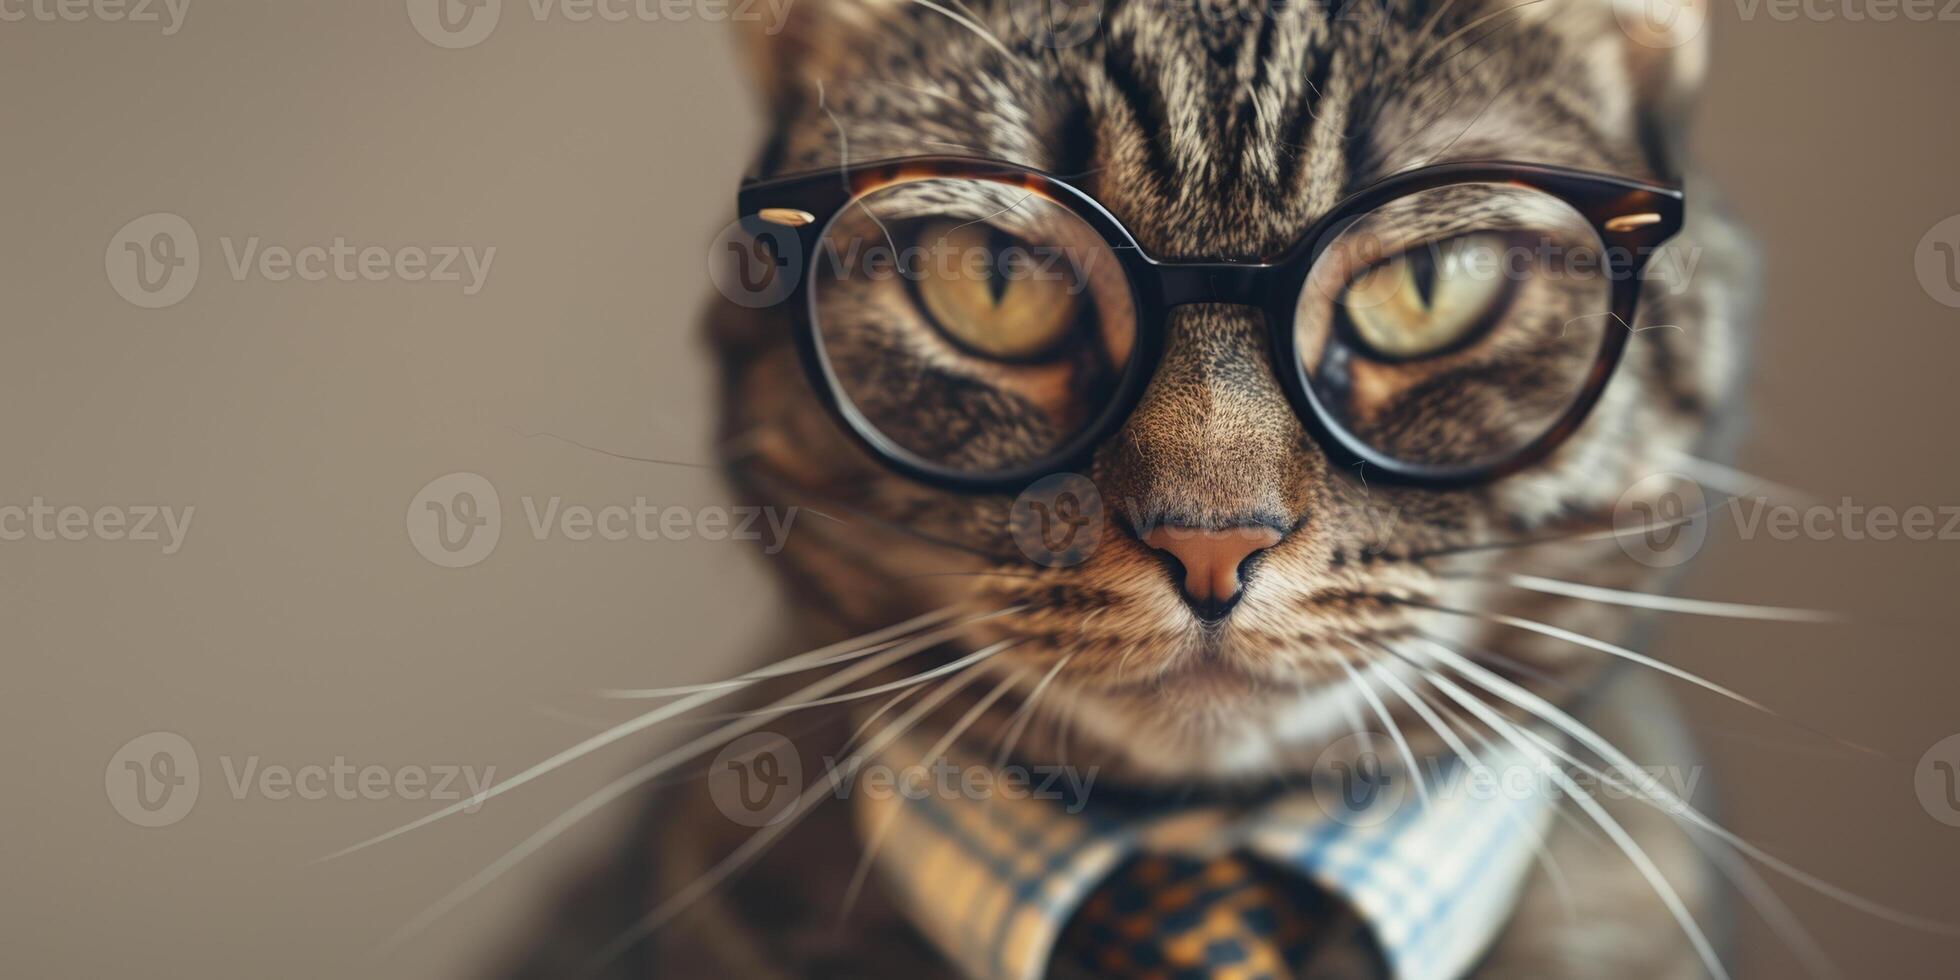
[1087,633,1299,698]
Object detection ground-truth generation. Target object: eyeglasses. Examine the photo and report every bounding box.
[731,156,1683,493]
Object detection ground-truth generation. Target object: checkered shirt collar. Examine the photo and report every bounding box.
[849,730,1559,980]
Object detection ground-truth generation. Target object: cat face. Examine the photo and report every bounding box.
[712,0,1748,782]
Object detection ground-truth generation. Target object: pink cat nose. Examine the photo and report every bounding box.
[1142,525,1283,621]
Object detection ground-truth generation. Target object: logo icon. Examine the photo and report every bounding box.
[1613,472,1708,568]
[1007,0,1103,49]
[408,0,502,49]
[407,472,502,568]
[1613,0,1707,49]
[1312,733,1409,827]
[1914,215,1960,309]
[1010,473,1105,568]
[105,732,200,828]
[709,732,803,827]
[708,218,802,309]
[106,213,199,309]
[1916,733,1960,828]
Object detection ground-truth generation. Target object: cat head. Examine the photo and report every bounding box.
[710,0,1749,783]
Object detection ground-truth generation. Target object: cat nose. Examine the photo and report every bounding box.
[1142,524,1283,623]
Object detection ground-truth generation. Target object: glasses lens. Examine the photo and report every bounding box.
[1292,183,1614,473]
[809,178,1136,476]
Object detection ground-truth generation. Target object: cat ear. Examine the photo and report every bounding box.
[731,1,904,116]
[1519,0,1710,170]
[1610,0,1711,130]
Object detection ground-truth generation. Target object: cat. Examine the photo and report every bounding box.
[500,1,1758,976]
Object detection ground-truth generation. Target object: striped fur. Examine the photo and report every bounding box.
[505,2,1754,975]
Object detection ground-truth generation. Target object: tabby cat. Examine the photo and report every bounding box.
[504,1,1756,976]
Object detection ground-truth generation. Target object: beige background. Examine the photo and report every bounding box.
[3,3,1956,978]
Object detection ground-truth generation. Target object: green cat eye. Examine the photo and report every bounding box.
[733,156,1683,493]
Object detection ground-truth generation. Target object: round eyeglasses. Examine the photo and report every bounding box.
[729,156,1683,493]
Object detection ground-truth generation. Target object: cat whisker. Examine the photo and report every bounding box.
[1449,572,1844,623]
[385,633,1011,947]
[1415,0,1545,74]
[901,1,1016,63]
[887,569,1053,583]
[945,190,1039,235]
[1406,506,1705,563]
[1351,650,1472,770]
[1374,42,1509,164]
[1420,667,1732,980]
[1410,0,1467,59]
[599,606,1017,699]
[598,640,913,700]
[1358,648,1578,912]
[1661,450,1820,507]
[1400,599,1770,713]
[1515,720,1945,955]
[1386,471,1751,567]
[1407,632,1572,693]
[1327,658,1376,759]
[1418,71,1521,169]
[1413,636,1959,938]
[1507,724,1842,979]
[1333,656,1430,807]
[993,653,1073,769]
[1354,0,1468,138]
[1112,637,1158,685]
[814,80,904,262]
[508,425,722,470]
[729,456,1004,562]
[1048,683,1074,770]
[1403,672,1610,853]
[506,428,861,542]
[842,685,927,755]
[837,665,1030,926]
[322,686,749,864]
[326,607,985,864]
[699,638,1020,720]
[1407,603,1898,760]
[1704,843,1843,979]
[586,668,989,971]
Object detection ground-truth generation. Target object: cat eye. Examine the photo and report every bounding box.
[735,157,1683,492]
[908,220,1084,362]
[1335,233,1517,361]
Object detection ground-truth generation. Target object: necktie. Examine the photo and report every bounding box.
[1054,851,1338,979]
